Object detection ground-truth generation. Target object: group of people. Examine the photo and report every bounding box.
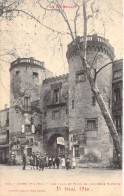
[22,152,76,170]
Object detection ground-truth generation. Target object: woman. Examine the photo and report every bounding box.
[66,157,71,170]
[72,157,76,169]
[48,157,52,169]
[29,155,33,170]
[61,157,65,169]
[52,157,55,169]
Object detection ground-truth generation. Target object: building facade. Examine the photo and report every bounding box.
[0,34,123,167]
[112,59,123,164]
[0,105,9,163]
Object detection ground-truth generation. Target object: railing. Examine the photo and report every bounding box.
[79,34,112,49]
[11,58,45,67]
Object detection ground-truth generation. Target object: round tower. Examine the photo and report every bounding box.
[66,34,115,167]
[9,57,52,162]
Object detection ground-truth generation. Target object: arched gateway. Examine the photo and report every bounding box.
[43,127,69,159]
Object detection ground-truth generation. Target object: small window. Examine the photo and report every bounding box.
[25,124,31,132]
[114,116,121,129]
[24,97,31,111]
[87,119,97,131]
[16,71,19,76]
[108,99,111,109]
[6,112,9,125]
[92,95,96,106]
[33,72,38,78]
[113,70,122,79]
[53,111,60,119]
[29,138,33,146]
[53,88,60,104]
[66,109,68,114]
[72,100,74,109]
[114,88,121,101]
[73,134,78,142]
[76,71,86,82]
[74,145,79,157]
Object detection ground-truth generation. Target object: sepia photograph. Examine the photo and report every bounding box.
[0,0,123,195]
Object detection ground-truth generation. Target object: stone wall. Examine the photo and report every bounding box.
[9,59,53,161]
[41,74,69,157]
[67,35,114,167]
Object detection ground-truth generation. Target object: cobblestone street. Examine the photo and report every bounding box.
[0,165,122,196]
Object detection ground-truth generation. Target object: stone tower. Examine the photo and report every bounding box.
[66,34,115,167]
[9,57,52,162]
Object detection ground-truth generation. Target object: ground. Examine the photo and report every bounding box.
[0,165,122,196]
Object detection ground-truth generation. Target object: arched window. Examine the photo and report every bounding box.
[114,88,121,101]
[72,100,74,109]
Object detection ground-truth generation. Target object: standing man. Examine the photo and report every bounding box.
[22,153,26,170]
[55,157,60,169]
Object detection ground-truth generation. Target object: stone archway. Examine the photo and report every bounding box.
[43,127,69,159]
[48,133,64,158]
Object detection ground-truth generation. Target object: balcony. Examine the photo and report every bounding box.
[10,58,45,71]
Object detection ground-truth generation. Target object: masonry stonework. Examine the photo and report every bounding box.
[0,34,122,167]
[9,58,53,163]
[66,34,114,167]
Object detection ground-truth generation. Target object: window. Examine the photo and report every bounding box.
[24,97,31,111]
[25,124,31,132]
[29,138,33,146]
[33,72,38,78]
[27,148,32,156]
[87,119,97,131]
[73,134,78,142]
[72,100,74,109]
[53,88,60,104]
[53,110,60,119]
[16,71,19,76]
[76,71,86,82]
[92,95,96,106]
[108,99,111,109]
[114,88,121,101]
[114,116,121,128]
[113,70,122,79]
[6,112,9,125]
[74,145,79,157]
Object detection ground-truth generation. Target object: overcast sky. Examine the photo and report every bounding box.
[0,0,123,110]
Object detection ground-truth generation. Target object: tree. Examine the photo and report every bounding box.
[27,0,122,168]
[0,0,122,168]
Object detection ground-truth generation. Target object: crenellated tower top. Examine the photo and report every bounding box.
[66,34,115,61]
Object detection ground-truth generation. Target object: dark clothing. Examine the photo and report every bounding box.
[48,158,52,168]
[39,157,45,171]
[52,158,55,169]
[55,157,60,169]
[32,153,36,168]
[36,156,40,169]
[29,156,34,167]
[22,154,26,170]
[66,159,71,170]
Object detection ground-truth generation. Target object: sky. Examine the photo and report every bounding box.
[0,0,123,110]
